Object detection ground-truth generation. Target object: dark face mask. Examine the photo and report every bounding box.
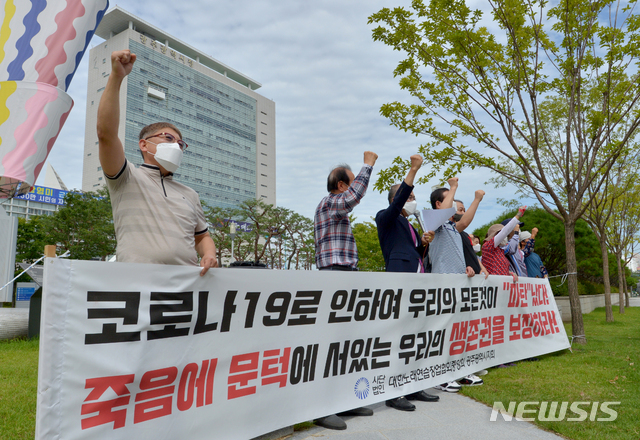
[452,213,463,222]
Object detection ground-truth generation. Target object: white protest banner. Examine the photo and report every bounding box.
[37,259,570,440]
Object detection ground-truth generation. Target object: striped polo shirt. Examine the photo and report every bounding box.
[106,160,208,266]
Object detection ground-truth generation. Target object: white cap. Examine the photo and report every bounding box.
[519,231,532,241]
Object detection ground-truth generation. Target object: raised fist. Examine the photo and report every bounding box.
[111,50,136,78]
[409,154,423,170]
[364,151,378,166]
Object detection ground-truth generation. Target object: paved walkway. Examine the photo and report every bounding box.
[285,388,564,440]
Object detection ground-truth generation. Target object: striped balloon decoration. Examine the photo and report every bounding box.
[0,81,73,196]
[0,0,109,197]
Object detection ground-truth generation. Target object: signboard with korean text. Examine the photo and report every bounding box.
[14,185,67,206]
[15,282,38,308]
[37,259,570,440]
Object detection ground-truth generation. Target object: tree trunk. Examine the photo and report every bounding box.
[287,245,297,270]
[564,222,586,344]
[616,253,625,314]
[598,237,614,322]
[623,275,630,307]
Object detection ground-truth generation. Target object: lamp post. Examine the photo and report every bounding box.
[229,222,237,263]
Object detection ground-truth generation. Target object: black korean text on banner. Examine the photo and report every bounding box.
[328,289,402,323]
[85,288,410,344]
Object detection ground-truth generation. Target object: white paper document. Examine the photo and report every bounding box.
[422,207,456,232]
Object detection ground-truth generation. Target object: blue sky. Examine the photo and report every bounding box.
[40,0,528,232]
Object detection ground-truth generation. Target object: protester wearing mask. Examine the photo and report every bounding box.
[376,154,440,411]
[471,235,482,253]
[427,183,483,277]
[428,187,487,392]
[312,154,378,431]
[97,49,217,274]
[453,200,489,279]
[481,207,526,282]
[521,228,549,278]
[499,218,525,276]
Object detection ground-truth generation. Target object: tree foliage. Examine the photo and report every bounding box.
[15,216,47,263]
[204,204,253,267]
[473,207,629,293]
[369,0,640,343]
[206,199,315,269]
[16,188,116,261]
[352,220,385,272]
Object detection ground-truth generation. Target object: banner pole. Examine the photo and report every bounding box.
[44,245,56,258]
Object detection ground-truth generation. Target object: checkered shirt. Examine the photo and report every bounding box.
[481,237,512,276]
[314,165,372,269]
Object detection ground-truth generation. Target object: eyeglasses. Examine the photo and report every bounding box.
[144,132,188,150]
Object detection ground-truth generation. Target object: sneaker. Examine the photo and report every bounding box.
[458,374,484,386]
[475,369,488,376]
[434,381,461,393]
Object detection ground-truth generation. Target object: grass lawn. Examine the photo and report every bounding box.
[1,307,638,440]
[0,338,39,440]
[461,306,640,440]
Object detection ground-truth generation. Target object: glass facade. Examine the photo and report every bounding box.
[123,40,257,209]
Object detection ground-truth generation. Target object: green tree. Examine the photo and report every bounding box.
[582,166,624,322]
[231,199,288,265]
[38,188,116,260]
[204,204,251,267]
[605,177,640,314]
[352,220,385,272]
[369,0,640,343]
[281,212,314,270]
[473,207,624,293]
[16,216,47,264]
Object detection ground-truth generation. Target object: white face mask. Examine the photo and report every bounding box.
[149,142,183,172]
[473,244,481,253]
[499,237,509,247]
[403,200,418,215]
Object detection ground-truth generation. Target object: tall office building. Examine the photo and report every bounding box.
[82,7,276,209]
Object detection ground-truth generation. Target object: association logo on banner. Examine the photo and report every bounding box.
[354,377,370,399]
